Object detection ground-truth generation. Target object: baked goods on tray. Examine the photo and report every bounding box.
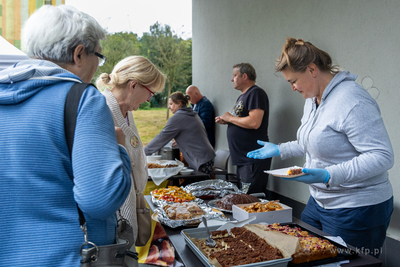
[187,222,339,266]
[193,227,284,267]
[240,201,283,213]
[216,193,260,211]
[148,163,178,168]
[264,223,338,264]
[152,186,196,203]
[163,202,205,220]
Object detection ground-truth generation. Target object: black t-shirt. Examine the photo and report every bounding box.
[227,85,269,165]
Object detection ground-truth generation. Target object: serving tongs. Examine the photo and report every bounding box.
[201,216,216,247]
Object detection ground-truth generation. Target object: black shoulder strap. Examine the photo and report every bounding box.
[64,82,92,227]
[64,82,91,157]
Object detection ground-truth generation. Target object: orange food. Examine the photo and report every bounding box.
[151,186,195,203]
[287,168,302,175]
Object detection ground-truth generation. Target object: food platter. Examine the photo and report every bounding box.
[265,166,306,178]
[181,225,292,267]
[182,179,240,198]
[207,198,232,213]
[154,202,227,228]
[208,198,269,213]
[181,223,357,267]
[151,208,225,225]
[147,159,184,185]
[150,186,204,207]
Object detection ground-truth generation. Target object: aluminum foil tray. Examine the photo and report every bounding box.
[151,193,204,207]
[182,180,239,198]
[155,203,227,228]
[181,226,292,267]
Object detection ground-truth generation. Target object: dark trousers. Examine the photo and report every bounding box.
[301,196,393,258]
[236,158,271,195]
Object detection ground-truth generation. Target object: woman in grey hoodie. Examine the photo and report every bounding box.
[247,37,393,257]
[145,92,215,174]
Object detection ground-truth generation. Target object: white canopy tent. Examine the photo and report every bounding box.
[0,36,29,71]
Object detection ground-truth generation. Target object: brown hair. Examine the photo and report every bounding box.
[233,63,257,81]
[169,91,190,107]
[275,37,339,74]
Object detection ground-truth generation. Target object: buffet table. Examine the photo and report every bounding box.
[144,195,382,267]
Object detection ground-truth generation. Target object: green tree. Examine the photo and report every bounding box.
[90,25,192,112]
[92,32,141,87]
[140,22,192,118]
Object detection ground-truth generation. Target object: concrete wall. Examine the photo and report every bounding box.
[192,0,400,241]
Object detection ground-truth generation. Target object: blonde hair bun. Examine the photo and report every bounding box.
[100,73,111,84]
[96,56,166,93]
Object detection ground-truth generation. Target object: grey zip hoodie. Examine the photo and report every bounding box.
[279,71,393,209]
[144,107,215,170]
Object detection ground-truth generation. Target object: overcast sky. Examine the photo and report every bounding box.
[65,0,192,39]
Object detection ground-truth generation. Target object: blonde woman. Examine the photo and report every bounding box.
[97,56,165,266]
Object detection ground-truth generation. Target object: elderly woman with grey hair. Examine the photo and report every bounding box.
[0,5,132,267]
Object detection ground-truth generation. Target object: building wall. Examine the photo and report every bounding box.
[192,0,400,242]
[0,0,64,49]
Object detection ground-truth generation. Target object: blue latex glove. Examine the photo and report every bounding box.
[247,140,280,159]
[282,168,329,184]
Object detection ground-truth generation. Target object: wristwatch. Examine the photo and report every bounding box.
[325,177,331,189]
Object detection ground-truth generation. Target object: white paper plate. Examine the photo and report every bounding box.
[148,160,184,185]
[264,166,305,178]
[180,169,194,175]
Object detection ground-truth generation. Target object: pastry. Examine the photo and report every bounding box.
[287,168,303,175]
[192,226,283,267]
[265,223,338,264]
[163,202,205,220]
[216,193,260,211]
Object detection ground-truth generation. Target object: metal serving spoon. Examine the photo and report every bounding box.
[201,216,216,247]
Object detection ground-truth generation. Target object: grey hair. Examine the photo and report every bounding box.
[21,5,106,64]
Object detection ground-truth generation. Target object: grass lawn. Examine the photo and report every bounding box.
[132,108,169,146]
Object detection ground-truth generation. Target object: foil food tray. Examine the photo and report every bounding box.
[155,203,227,228]
[181,226,292,267]
[151,192,204,207]
[182,179,240,198]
